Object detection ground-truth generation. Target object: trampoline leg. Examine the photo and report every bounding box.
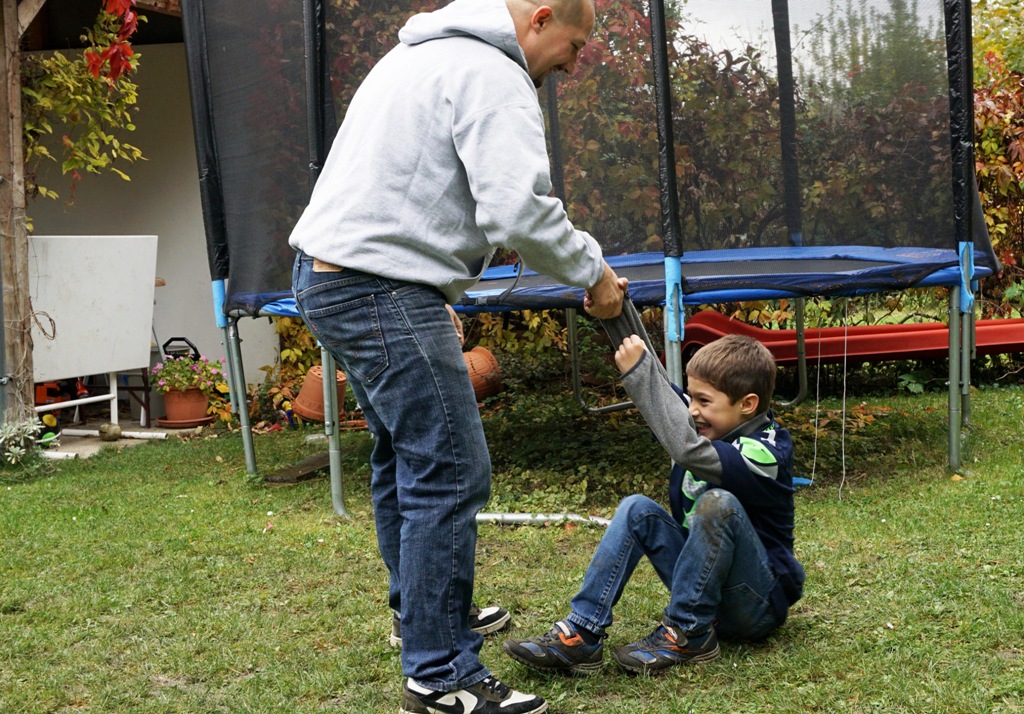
[777,298,809,408]
[321,347,348,518]
[948,287,961,472]
[961,302,973,429]
[663,307,683,386]
[224,320,257,475]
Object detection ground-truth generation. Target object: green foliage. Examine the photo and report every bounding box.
[973,0,1024,75]
[717,299,796,329]
[0,419,42,467]
[557,0,786,253]
[21,7,144,208]
[799,290,950,328]
[973,51,1024,313]
[897,369,931,394]
[471,309,567,357]
[250,317,322,425]
[708,290,950,334]
[1002,279,1024,315]
[268,317,320,383]
[483,386,665,510]
[795,0,952,247]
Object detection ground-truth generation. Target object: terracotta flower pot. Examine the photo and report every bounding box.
[162,387,210,423]
[292,366,347,422]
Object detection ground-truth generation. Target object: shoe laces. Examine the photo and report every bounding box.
[528,623,564,645]
[476,676,510,699]
[540,620,583,647]
[636,624,678,650]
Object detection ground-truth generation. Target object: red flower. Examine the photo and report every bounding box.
[104,0,134,16]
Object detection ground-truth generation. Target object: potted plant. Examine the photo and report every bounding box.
[151,355,229,425]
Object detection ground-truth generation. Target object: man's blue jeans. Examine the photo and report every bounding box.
[293,252,490,690]
[567,491,780,641]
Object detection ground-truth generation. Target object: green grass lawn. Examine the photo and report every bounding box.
[1,383,1023,713]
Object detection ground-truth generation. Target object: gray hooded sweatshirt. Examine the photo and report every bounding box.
[288,0,606,304]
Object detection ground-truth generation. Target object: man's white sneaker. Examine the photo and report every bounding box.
[399,676,547,714]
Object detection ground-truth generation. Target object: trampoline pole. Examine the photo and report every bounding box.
[212,280,257,475]
[664,309,683,386]
[224,318,257,475]
[777,298,809,407]
[961,307,972,431]
[963,282,977,428]
[948,286,961,471]
[663,265,684,386]
[321,346,348,518]
[959,244,976,430]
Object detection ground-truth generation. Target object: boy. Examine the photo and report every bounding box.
[504,333,804,675]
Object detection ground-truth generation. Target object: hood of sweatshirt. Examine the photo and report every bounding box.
[399,0,528,72]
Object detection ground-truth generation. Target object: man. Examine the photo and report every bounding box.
[289,1,626,712]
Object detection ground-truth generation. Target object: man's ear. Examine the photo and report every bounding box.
[739,393,760,415]
[530,5,553,32]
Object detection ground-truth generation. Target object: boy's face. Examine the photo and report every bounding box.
[686,377,757,440]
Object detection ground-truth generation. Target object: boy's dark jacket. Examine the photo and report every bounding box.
[621,350,805,625]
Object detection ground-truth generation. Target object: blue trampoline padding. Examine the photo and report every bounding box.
[459,246,992,311]
[229,291,299,318]
[228,246,992,318]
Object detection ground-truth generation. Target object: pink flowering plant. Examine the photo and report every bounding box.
[150,355,229,397]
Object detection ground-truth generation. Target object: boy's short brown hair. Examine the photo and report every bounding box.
[685,334,776,409]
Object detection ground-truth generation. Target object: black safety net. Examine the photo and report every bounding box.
[182,0,994,317]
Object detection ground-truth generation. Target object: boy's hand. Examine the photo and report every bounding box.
[614,334,647,374]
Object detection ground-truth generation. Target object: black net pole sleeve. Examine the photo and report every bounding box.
[944,0,972,249]
[304,0,327,190]
[318,1,338,157]
[971,170,999,271]
[545,76,567,204]
[648,0,683,259]
[771,0,803,247]
[180,0,229,282]
[954,1,996,269]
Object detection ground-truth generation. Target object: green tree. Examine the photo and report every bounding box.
[972,0,1024,75]
[795,0,952,248]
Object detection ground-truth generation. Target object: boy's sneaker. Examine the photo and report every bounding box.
[399,676,547,714]
[612,622,719,674]
[390,604,511,648]
[502,620,604,675]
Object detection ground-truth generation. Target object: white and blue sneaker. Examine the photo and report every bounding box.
[399,676,547,714]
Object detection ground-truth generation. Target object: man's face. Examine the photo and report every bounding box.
[521,3,595,88]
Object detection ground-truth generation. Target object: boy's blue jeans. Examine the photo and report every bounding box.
[567,491,780,641]
[293,253,490,691]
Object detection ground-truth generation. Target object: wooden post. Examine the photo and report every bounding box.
[0,0,43,422]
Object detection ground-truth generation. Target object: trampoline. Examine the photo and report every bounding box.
[181,0,996,515]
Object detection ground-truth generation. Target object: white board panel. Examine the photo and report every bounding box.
[30,235,158,382]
